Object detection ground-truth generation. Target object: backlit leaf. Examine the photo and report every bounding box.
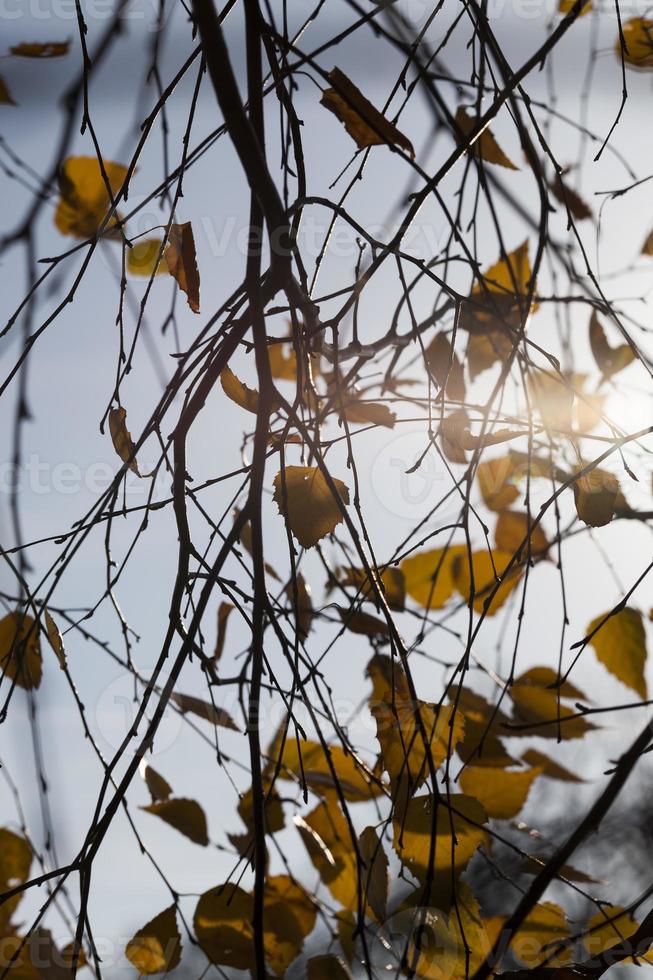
[165,222,200,313]
[581,906,653,962]
[214,601,234,660]
[485,902,571,968]
[0,828,32,932]
[451,687,516,768]
[336,565,405,612]
[589,312,635,378]
[272,466,350,548]
[510,670,595,740]
[127,237,166,277]
[141,798,209,845]
[287,572,314,638]
[321,67,414,157]
[194,884,254,970]
[108,407,140,476]
[55,156,126,238]
[268,340,297,381]
[459,765,541,820]
[125,905,181,975]
[618,18,653,70]
[296,802,358,908]
[573,467,620,527]
[10,41,70,57]
[337,606,389,637]
[468,331,514,379]
[171,691,239,731]
[341,399,396,428]
[528,370,574,431]
[357,826,388,921]
[521,748,583,782]
[401,545,467,609]
[264,875,318,975]
[139,760,172,803]
[44,610,66,669]
[425,332,465,401]
[269,728,382,802]
[393,793,487,885]
[452,548,523,615]
[461,241,535,335]
[642,228,653,255]
[586,606,647,698]
[477,456,520,512]
[455,107,518,170]
[494,510,548,557]
[558,0,591,13]
[0,612,42,690]
[220,366,261,414]
[307,954,353,980]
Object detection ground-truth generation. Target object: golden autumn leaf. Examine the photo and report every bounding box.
[272,465,349,548]
[141,797,209,845]
[220,365,262,414]
[320,67,414,157]
[268,727,382,802]
[214,600,234,660]
[236,783,286,839]
[295,802,358,909]
[528,370,574,431]
[452,548,523,615]
[127,237,166,277]
[558,0,591,13]
[357,826,388,921]
[589,312,635,378]
[10,41,70,57]
[494,510,549,557]
[367,651,411,704]
[521,748,583,782]
[581,906,653,962]
[268,340,297,380]
[461,241,535,335]
[454,106,518,170]
[400,544,467,609]
[618,17,653,70]
[108,406,140,476]
[165,222,200,313]
[509,668,595,740]
[459,765,541,819]
[485,902,571,968]
[392,793,487,885]
[125,905,181,975]
[520,854,600,884]
[171,691,239,731]
[60,941,88,970]
[55,156,127,238]
[514,665,585,699]
[642,228,653,255]
[194,884,254,970]
[336,565,405,612]
[44,609,66,669]
[573,467,620,527]
[477,456,520,512]
[586,606,647,698]
[0,75,17,105]
[0,828,32,933]
[341,399,396,428]
[0,612,42,690]
[286,572,314,639]
[139,760,172,803]
[451,686,517,768]
[468,331,514,379]
[336,909,356,965]
[307,954,353,980]
[263,874,318,975]
[425,332,465,401]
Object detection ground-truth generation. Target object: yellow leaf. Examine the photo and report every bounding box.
[0,75,16,105]
[528,370,574,431]
[320,67,414,157]
[618,18,653,70]
[165,222,200,313]
[336,910,356,964]
[44,610,66,669]
[558,0,591,13]
[582,906,653,962]
[451,687,516,768]
[0,828,32,933]
[366,652,411,704]
[357,826,388,921]
[337,565,405,611]
[485,902,571,968]
[214,601,234,660]
[589,312,635,378]
[125,906,181,975]
[477,456,520,512]
[425,332,465,400]
[587,606,647,698]
[236,782,286,838]
[459,765,541,819]
[10,41,70,57]
[141,798,209,845]
[295,802,358,908]
[642,228,653,255]
[171,691,239,731]
[400,544,467,609]
[341,399,396,428]
[220,365,261,414]
[510,674,595,740]
[0,612,42,690]
[468,331,514,379]
[194,884,254,970]
[139,760,172,803]
[108,406,140,476]
[272,465,349,548]
[393,793,487,885]
[440,408,470,463]
[452,548,523,615]
[520,748,583,782]
[307,954,353,980]
[514,665,585,699]
[494,510,549,557]
[268,341,297,381]
[461,241,535,335]
[268,727,382,802]
[264,875,318,975]
[455,107,518,170]
[573,467,620,527]
[55,156,126,238]
[127,237,166,277]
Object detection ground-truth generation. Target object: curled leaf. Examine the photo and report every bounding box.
[108,406,140,476]
[55,156,127,238]
[165,222,200,313]
[321,67,414,157]
[127,237,166,277]
[44,610,66,669]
